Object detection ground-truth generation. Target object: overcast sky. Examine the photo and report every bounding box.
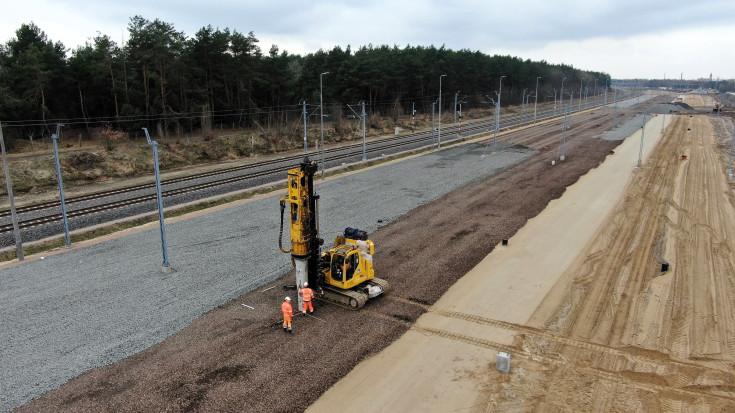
[2,0,734,80]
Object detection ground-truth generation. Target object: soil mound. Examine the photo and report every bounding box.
[646,103,686,114]
[672,101,694,110]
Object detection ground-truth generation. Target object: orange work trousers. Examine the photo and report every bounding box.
[283,314,292,329]
[302,300,313,313]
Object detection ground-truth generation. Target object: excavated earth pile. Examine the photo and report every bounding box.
[18,112,628,412]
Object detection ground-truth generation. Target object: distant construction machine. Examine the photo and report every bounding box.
[278,157,389,310]
[713,102,724,112]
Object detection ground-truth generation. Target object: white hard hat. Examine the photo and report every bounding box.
[285,296,291,301]
[303,282,308,286]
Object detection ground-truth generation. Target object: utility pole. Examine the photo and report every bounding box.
[495,95,500,141]
[142,127,171,268]
[534,76,540,123]
[561,106,568,161]
[637,109,647,167]
[319,71,329,178]
[661,112,666,133]
[51,124,71,247]
[438,74,447,148]
[521,89,527,125]
[579,78,583,110]
[361,101,367,161]
[0,122,23,260]
[302,100,308,154]
[593,78,597,101]
[560,77,566,118]
[568,91,574,129]
[347,101,368,161]
[483,95,496,157]
[614,89,619,128]
[431,100,436,148]
[493,75,506,154]
[454,91,459,124]
[454,90,464,126]
[728,126,735,182]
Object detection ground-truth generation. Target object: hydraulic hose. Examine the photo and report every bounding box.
[279,199,292,253]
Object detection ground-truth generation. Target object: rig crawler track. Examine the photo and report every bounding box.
[318,277,391,310]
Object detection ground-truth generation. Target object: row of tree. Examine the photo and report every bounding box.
[0,17,612,142]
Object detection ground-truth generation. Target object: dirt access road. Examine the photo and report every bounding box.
[311,112,735,411]
[529,113,735,411]
[19,101,670,412]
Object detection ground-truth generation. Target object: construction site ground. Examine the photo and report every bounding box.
[312,100,735,411]
[16,94,735,412]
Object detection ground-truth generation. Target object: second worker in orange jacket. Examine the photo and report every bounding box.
[299,282,315,315]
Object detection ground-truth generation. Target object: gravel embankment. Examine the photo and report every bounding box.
[0,142,534,412]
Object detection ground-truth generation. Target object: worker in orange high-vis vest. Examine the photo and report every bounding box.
[282,297,293,334]
[299,282,315,315]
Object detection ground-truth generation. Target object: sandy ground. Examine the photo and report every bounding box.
[310,113,735,412]
[528,114,735,411]
[681,93,715,109]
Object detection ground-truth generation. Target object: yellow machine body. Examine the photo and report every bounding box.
[280,167,312,258]
[322,237,375,290]
[278,157,389,310]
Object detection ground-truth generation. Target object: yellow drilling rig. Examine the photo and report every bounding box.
[279,157,390,310]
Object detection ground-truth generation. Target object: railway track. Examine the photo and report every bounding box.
[0,116,501,220]
[0,96,631,245]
